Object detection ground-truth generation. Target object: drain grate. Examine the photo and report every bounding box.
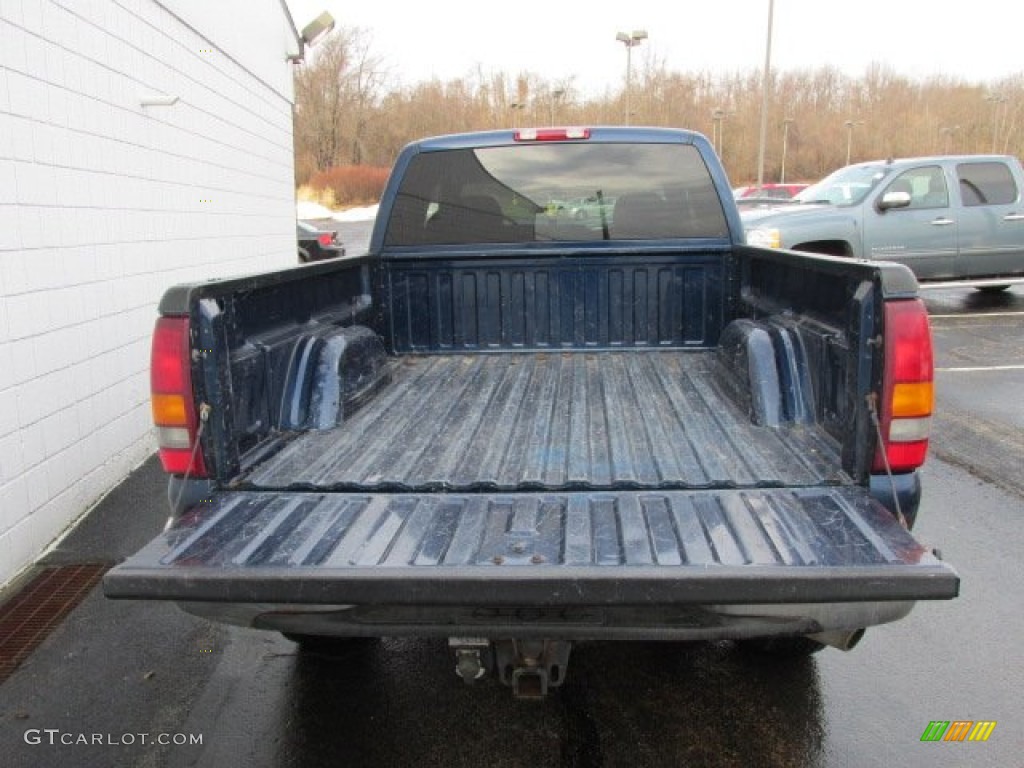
[0,564,109,684]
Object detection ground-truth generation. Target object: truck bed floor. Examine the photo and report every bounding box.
[246,351,842,492]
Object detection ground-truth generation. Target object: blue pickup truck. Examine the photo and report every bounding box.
[743,154,1024,290]
[104,127,958,697]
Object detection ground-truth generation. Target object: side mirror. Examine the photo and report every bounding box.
[877,191,912,212]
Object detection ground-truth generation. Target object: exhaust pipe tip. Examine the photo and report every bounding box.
[808,628,866,652]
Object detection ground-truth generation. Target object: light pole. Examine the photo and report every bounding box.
[985,93,1007,152]
[549,88,565,126]
[615,29,647,125]
[712,108,727,158]
[755,0,775,190]
[780,117,794,183]
[844,119,864,165]
[939,125,960,154]
[510,102,526,129]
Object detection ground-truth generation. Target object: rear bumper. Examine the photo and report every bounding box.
[869,471,922,528]
[179,599,916,641]
[109,561,954,605]
[104,487,958,619]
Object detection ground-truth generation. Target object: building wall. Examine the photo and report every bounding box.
[0,0,300,586]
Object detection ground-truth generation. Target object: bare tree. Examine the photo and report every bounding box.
[293,27,385,181]
[294,28,1024,197]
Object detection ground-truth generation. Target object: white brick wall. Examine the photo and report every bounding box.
[0,0,301,586]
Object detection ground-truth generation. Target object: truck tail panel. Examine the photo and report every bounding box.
[104,487,957,605]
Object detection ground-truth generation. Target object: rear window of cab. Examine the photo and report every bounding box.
[383,143,729,246]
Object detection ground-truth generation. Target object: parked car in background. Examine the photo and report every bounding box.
[733,183,809,200]
[565,194,616,224]
[297,220,346,262]
[735,196,804,212]
[742,155,1024,290]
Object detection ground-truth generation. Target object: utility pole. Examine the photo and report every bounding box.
[755,0,775,190]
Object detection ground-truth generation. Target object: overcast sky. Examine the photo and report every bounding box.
[285,0,1022,96]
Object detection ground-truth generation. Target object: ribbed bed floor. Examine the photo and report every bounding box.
[246,351,843,492]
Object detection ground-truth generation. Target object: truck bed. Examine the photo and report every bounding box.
[109,348,958,612]
[244,350,843,492]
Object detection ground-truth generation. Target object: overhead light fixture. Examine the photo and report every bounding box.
[301,11,335,47]
[287,11,336,63]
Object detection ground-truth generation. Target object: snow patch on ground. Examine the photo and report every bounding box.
[296,201,379,222]
[333,204,379,222]
[296,200,335,220]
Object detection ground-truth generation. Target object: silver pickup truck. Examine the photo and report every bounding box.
[743,155,1024,290]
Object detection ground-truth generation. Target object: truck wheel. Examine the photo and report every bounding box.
[738,636,825,658]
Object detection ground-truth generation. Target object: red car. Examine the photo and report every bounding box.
[297,220,346,262]
[733,183,809,200]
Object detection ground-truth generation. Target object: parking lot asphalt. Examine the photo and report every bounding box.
[2,453,1019,768]
[927,286,1024,498]
[0,275,1021,768]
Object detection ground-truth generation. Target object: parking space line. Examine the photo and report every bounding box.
[936,365,1024,372]
[929,311,1024,320]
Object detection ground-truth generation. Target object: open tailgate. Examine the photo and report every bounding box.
[103,487,958,605]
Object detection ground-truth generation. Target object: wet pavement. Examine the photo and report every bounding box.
[0,276,1021,767]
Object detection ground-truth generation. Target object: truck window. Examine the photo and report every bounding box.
[883,166,948,209]
[793,164,889,206]
[384,143,729,246]
[956,162,1018,206]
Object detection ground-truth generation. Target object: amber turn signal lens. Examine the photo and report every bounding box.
[151,393,188,426]
[891,382,934,419]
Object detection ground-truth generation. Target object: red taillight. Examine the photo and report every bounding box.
[872,299,934,473]
[317,232,333,246]
[514,127,591,142]
[151,316,208,476]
